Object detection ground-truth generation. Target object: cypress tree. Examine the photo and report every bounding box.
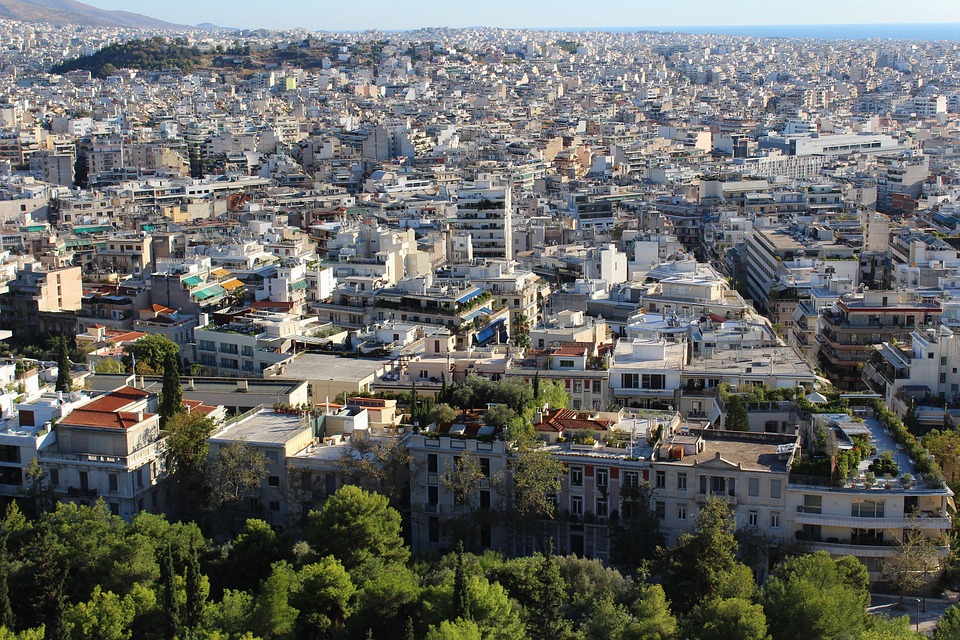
[54,337,71,393]
[159,351,183,426]
[184,545,205,630]
[159,546,181,637]
[453,540,471,620]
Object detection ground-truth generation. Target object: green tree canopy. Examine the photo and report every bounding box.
[682,597,770,640]
[306,485,409,580]
[123,335,179,375]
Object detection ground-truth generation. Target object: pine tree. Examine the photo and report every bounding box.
[533,371,541,405]
[453,540,471,621]
[405,617,415,640]
[54,337,71,393]
[159,351,183,426]
[159,546,181,637]
[184,545,205,631]
[527,539,568,638]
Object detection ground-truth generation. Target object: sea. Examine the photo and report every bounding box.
[549,23,960,40]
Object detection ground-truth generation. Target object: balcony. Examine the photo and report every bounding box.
[695,492,737,506]
[67,486,98,498]
[793,511,952,530]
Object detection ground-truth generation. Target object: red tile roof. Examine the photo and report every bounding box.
[536,408,614,433]
[62,409,152,430]
[81,386,150,413]
[552,345,587,357]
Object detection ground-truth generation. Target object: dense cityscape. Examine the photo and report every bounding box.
[1,2,960,638]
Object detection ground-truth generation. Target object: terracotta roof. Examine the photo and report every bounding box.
[552,345,587,357]
[141,303,175,314]
[81,386,150,413]
[536,408,614,433]
[62,409,152,430]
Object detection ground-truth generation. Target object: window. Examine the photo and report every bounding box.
[558,359,575,368]
[571,495,583,516]
[771,512,781,528]
[623,471,639,489]
[655,501,665,520]
[266,451,279,464]
[428,517,439,543]
[480,457,491,478]
[428,485,438,506]
[269,501,280,512]
[570,466,583,487]
[677,472,687,491]
[593,380,602,393]
[677,504,687,521]
[480,490,490,510]
[596,497,608,518]
[642,374,665,389]
[748,510,758,527]
[428,453,438,474]
[573,380,583,393]
[771,479,781,499]
[49,469,59,486]
[109,503,120,516]
[621,373,640,389]
[655,471,666,488]
[596,468,608,488]
[802,494,822,514]
[108,474,118,492]
[748,477,760,497]
[268,476,280,487]
[851,499,885,518]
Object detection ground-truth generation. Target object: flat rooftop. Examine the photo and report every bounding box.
[210,409,307,446]
[272,353,394,382]
[662,430,798,472]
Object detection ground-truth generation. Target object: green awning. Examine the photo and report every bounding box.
[291,280,308,291]
[73,225,112,235]
[182,275,204,287]
[192,285,224,301]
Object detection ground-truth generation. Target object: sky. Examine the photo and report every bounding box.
[89,0,960,31]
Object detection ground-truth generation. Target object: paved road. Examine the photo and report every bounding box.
[869,593,957,635]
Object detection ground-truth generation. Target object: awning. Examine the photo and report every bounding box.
[220,279,244,291]
[192,285,224,301]
[211,268,231,277]
[475,318,506,345]
[182,275,204,287]
[291,280,308,291]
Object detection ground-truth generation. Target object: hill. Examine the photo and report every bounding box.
[50,36,202,77]
[0,0,190,29]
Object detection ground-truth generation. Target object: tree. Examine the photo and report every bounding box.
[349,563,421,639]
[290,556,356,640]
[881,520,940,608]
[609,480,663,572]
[123,335,179,375]
[163,411,216,520]
[526,540,570,639]
[453,542,471,621]
[20,459,55,518]
[761,551,869,640]
[336,435,412,514]
[725,396,750,431]
[63,586,134,640]
[159,351,183,427]
[183,546,205,632]
[306,485,409,580]
[0,532,13,631]
[425,619,482,640]
[935,603,960,640]
[53,336,71,393]
[208,442,268,531]
[441,452,491,549]
[429,403,458,426]
[157,547,180,638]
[682,598,770,640]
[660,496,755,613]
[537,380,568,410]
[483,404,516,430]
[94,359,124,374]
[508,436,563,549]
[924,428,960,486]
[627,584,677,640]
[249,561,298,639]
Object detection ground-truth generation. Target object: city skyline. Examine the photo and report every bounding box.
[88,0,960,31]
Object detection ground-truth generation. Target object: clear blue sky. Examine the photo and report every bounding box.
[90,0,960,31]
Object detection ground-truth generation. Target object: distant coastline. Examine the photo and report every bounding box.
[545,23,960,40]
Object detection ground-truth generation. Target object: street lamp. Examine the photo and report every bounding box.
[907,597,921,632]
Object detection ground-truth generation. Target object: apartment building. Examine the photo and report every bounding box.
[0,264,82,337]
[453,180,513,262]
[38,386,166,519]
[818,290,941,389]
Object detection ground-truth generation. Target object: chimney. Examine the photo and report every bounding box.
[237,379,249,392]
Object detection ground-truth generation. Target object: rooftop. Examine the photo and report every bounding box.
[210,408,308,446]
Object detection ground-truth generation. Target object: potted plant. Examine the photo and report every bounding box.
[901,473,914,488]
[883,473,893,489]
[865,471,876,487]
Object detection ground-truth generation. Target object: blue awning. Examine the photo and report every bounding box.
[475,318,506,345]
[456,288,485,304]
